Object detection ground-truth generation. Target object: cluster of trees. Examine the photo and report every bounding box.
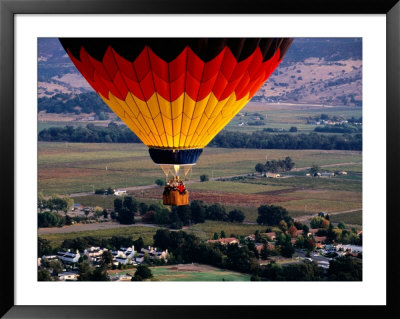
[113,196,137,224]
[209,131,362,151]
[256,205,292,226]
[109,196,245,229]
[38,92,109,115]
[314,123,362,134]
[94,187,114,195]
[37,194,75,228]
[39,123,362,151]
[38,123,141,143]
[309,215,362,245]
[139,201,245,229]
[263,127,297,133]
[255,156,295,174]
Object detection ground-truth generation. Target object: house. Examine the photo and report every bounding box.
[336,244,362,254]
[206,238,239,245]
[255,242,275,254]
[314,236,327,243]
[266,173,280,178]
[84,247,105,260]
[57,250,80,263]
[244,234,255,241]
[264,232,276,241]
[112,245,137,265]
[118,274,133,281]
[308,229,321,236]
[58,271,79,281]
[72,203,83,211]
[114,189,127,196]
[87,116,95,121]
[321,172,335,177]
[140,246,168,260]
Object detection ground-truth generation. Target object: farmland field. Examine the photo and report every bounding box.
[108,264,251,281]
[39,225,157,249]
[38,142,362,196]
[38,141,362,225]
[223,103,362,134]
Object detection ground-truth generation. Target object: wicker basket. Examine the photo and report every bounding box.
[163,189,189,206]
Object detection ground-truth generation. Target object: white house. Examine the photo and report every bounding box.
[84,247,105,260]
[57,250,80,263]
[140,246,168,261]
[114,189,127,196]
[58,271,79,281]
[112,245,136,265]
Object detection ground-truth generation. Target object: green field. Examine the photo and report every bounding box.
[149,265,251,281]
[39,225,157,249]
[108,264,251,281]
[330,210,363,225]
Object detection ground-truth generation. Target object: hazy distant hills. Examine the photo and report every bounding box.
[38,38,362,115]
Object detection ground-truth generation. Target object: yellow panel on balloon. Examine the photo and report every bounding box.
[171,94,184,119]
[183,94,196,118]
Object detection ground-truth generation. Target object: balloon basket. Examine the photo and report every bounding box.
[163,189,189,206]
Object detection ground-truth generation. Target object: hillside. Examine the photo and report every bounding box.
[38,38,362,117]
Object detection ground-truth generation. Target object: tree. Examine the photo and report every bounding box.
[257,205,291,226]
[321,218,330,229]
[119,207,135,225]
[288,225,298,238]
[220,230,226,238]
[213,232,219,240]
[77,260,92,281]
[338,221,346,229]
[123,196,137,214]
[155,178,165,186]
[255,163,265,174]
[139,203,148,215]
[107,187,114,195]
[38,238,52,256]
[289,126,298,132]
[132,265,153,281]
[102,209,108,219]
[310,216,323,229]
[206,203,227,221]
[114,198,123,213]
[102,250,113,268]
[190,200,206,223]
[110,211,117,220]
[200,174,209,182]
[309,164,321,176]
[279,220,288,232]
[228,209,245,223]
[153,229,171,250]
[328,256,362,281]
[260,244,270,260]
[38,269,52,281]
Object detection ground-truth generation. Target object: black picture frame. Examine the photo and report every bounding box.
[1,0,399,318]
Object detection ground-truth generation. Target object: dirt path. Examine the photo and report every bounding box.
[294,208,362,222]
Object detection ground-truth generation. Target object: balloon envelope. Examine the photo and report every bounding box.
[60,38,293,164]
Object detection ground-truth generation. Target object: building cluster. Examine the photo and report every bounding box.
[207,228,362,270]
[39,245,168,281]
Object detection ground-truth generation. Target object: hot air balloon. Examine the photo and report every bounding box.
[59,38,293,205]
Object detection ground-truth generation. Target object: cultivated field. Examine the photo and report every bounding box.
[38,141,362,228]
